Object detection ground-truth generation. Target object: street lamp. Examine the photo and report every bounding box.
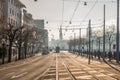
[103,4,106,61]
[84,2,87,6]
[88,19,91,64]
[116,0,119,63]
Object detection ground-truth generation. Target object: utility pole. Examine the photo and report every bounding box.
[116,0,119,63]
[88,19,91,64]
[103,4,105,61]
[79,28,81,55]
[74,33,76,53]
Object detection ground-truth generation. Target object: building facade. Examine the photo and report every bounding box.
[22,9,34,29]
[0,0,3,23]
[34,19,48,52]
[0,0,4,30]
[34,19,44,29]
[3,0,25,28]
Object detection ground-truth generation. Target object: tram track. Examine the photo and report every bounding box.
[34,52,120,80]
[34,53,56,80]
[59,53,100,80]
[63,52,120,80]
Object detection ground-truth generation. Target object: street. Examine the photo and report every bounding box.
[0,51,120,80]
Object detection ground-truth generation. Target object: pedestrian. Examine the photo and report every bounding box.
[98,50,100,60]
[108,51,112,62]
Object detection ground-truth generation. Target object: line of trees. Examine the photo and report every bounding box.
[68,24,117,62]
[0,24,39,64]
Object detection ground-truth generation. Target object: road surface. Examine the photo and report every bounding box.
[0,51,120,80]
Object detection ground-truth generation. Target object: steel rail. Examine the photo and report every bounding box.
[65,53,120,80]
[59,53,77,80]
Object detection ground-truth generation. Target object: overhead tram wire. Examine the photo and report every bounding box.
[63,0,116,3]
[79,0,98,26]
[79,0,116,27]
[63,0,116,33]
[63,0,81,35]
[69,0,81,23]
[46,24,102,29]
[64,0,98,36]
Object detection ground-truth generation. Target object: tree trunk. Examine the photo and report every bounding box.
[8,41,12,62]
[110,44,111,52]
[24,44,27,59]
[1,47,5,64]
[99,39,100,51]
[18,44,21,60]
[2,52,5,64]
[109,39,110,52]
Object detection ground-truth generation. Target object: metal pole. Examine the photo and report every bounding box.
[103,4,105,61]
[116,0,119,63]
[74,33,76,53]
[79,28,81,55]
[88,19,91,64]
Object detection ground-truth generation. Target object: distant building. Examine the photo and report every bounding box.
[34,19,44,29]
[34,19,48,52]
[3,0,25,28]
[49,39,69,50]
[36,28,48,52]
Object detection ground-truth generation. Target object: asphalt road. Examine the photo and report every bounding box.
[0,53,54,80]
[0,51,120,80]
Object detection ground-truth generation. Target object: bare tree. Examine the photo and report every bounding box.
[93,29,103,51]
[14,26,24,60]
[93,29,103,60]
[105,24,115,52]
[2,24,19,62]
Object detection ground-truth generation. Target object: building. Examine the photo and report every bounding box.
[0,0,3,24]
[34,19,44,29]
[3,0,25,28]
[34,19,48,52]
[49,39,69,50]
[22,9,34,29]
[0,0,4,44]
[0,0,3,29]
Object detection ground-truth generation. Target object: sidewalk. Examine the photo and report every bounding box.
[64,51,120,71]
[0,53,42,71]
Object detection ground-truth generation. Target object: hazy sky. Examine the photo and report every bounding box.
[20,0,118,40]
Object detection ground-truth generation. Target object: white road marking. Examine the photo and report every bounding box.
[6,72,15,76]
[11,72,28,79]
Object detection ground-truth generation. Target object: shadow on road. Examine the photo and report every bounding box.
[104,60,120,72]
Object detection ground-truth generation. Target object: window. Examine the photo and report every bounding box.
[13,20,15,25]
[11,0,13,4]
[10,8,11,14]
[16,21,17,26]
[12,10,14,15]
[14,12,16,16]
[8,18,10,23]
[11,0,14,5]
[9,0,11,3]
[17,13,19,18]
[11,19,13,24]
